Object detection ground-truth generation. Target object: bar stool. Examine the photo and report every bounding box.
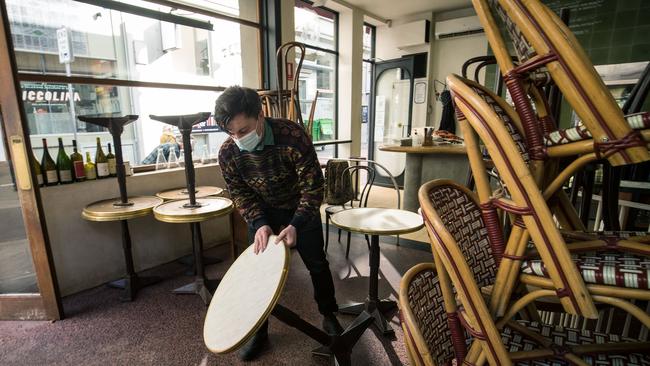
[79,115,163,301]
[150,113,233,305]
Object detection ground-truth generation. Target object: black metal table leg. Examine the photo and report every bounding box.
[271,304,373,366]
[173,222,219,305]
[107,220,161,301]
[178,223,223,275]
[338,235,396,335]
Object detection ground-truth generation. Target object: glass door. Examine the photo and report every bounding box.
[368,58,415,186]
[0,3,62,320]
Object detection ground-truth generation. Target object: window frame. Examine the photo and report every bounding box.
[294,0,339,157]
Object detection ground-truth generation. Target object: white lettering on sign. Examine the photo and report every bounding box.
[22,90,81,103]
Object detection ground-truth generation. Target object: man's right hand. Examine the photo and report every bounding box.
[254,225,273,254]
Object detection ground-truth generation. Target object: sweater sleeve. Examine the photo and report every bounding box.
[288,130,325,230]
[219,144,269,231]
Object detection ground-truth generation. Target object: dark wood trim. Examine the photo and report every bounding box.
[0,295,49,320]
[0,0,63,320]
[17,73,228,92]
[143,0,262,29]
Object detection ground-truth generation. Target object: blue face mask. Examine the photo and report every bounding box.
[234,128,262,152]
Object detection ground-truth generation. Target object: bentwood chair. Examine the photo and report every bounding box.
[473,0,650,231]
[324,164,374,258]
[398,263,462,366]
[419,179,650,365]
[449,74,650,330]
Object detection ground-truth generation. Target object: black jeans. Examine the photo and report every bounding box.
[247,208,338,316]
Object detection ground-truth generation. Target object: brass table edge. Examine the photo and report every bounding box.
[205,246,291,354]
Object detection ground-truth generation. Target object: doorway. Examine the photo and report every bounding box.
[0,4,62,320]
[368,57,415,187]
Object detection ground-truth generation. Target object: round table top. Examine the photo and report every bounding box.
[155,186,224,201]
[204,235,290,354]
[82,196,163,222]
[153,197,233,223]
[330,207,424,236]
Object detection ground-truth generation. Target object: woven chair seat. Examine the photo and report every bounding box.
[544,112,650,146]
[502,320,650,365]
[522,252,650,290]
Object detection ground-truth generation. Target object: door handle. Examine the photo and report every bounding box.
[10,135,32,191]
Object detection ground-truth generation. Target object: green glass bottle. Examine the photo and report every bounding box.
[107,142,117,177]
[56,137,73,184]
[95,137,109,179]
[70,140,85,182]
[41,138,58,186]
[31,149,43,187]
[84,151,97,180]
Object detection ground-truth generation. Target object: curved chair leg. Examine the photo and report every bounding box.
[346,231,352,259]
[325,214,330,252]
[338,228,341,243]
[364,235,370,249]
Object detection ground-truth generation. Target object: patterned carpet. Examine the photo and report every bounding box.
[0,228,431,366]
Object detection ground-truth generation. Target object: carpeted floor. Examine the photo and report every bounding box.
[0,229,432,366]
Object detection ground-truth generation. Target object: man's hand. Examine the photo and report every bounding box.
[275,225,297,248]
[254,225,273,254]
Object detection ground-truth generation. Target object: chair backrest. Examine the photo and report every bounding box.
[448,73,598,319]
[324,160,354,205]
[478,0,650,166]
[418,179,510,365]
[342,165,375,208]
[398,262,457,366]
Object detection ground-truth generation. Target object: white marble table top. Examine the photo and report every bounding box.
[330,207,424,236]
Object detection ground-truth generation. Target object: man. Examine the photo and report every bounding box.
[214,86,343,361]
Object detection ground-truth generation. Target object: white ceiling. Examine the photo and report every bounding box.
[343,0,472,20]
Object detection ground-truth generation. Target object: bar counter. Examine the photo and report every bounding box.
[40,163,232,296]
[379,145,469,212]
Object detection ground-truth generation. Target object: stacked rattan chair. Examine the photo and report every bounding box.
[418,179,650,365]
[473,0,650,233]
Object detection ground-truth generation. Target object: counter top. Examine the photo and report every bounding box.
[379,145,466,154]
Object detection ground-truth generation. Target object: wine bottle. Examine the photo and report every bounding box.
[41,138,58,186]
[70,140,85,182]
[84,151,97,180]
[107,142,117,177]
[95,137,109,179]
[56,138,73,184]
[31,149,43,187]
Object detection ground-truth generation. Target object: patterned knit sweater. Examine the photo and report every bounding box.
[218,118,324,231]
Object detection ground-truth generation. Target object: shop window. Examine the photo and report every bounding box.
[294,0,338,147]
[6,0,263,167]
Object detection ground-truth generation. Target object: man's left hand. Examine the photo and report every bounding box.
[275,225,297,248]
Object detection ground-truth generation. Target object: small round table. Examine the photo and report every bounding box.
[154,197,233,304]
[82,195,164,301]
[204,235,373,365]
[330,207,423,335]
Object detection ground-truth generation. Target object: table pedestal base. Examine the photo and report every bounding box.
[339,300,396,335]
[108,275,161,302]
[173,278,219,304]
[271,304,373,366]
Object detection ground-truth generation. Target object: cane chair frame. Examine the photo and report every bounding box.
[449,74,650,331]
[453,74,650,258]
[399,262,460,366]
[419,179,650,365]
[473,0,650,168]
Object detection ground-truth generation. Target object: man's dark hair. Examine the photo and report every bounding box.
[214,86,262,132]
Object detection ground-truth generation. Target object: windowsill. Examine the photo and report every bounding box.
[313,139,352,146]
